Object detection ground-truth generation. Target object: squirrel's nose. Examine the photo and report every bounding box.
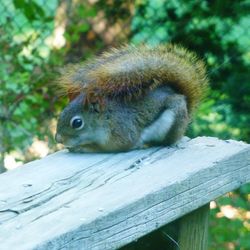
[55,133,63,143]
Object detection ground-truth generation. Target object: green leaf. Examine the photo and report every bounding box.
[13,0,26,9]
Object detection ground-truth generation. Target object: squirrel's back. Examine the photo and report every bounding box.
[58,44,208,113]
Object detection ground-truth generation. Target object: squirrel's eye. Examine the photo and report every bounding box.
[70,116,84,130]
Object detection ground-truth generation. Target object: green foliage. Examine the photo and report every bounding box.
[132,0,250,143]
[210,184,250,249]
[13,0,46,21]
[64,4,95,44]
[0,0,59,163]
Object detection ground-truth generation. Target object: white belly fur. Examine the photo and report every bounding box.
[139,109,175,145]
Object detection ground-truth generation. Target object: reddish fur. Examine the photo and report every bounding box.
[56,44,208,114]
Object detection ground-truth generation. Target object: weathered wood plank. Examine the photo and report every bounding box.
[0,137,249,250]
[179,204,210,250]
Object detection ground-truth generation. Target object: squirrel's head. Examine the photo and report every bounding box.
[55,93,109,152]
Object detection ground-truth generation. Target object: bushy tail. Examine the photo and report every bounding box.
[57,44,209,113]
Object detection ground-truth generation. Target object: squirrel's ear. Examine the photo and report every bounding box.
[84,93,105,113]
[89,102,101,113]
[68,92,79,102]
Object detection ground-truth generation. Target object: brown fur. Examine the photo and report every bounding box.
[56,44,208,114]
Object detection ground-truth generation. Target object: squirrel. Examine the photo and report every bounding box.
[55,44,208,153]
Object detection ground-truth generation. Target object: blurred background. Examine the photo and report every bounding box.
[0,0,249,249]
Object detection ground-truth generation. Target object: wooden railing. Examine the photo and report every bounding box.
[0,137,249,250]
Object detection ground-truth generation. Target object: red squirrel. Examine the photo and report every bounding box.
[55,44,208,152]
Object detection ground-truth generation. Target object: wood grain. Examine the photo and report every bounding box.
[179,204,210,250]
[0,137,249,250]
